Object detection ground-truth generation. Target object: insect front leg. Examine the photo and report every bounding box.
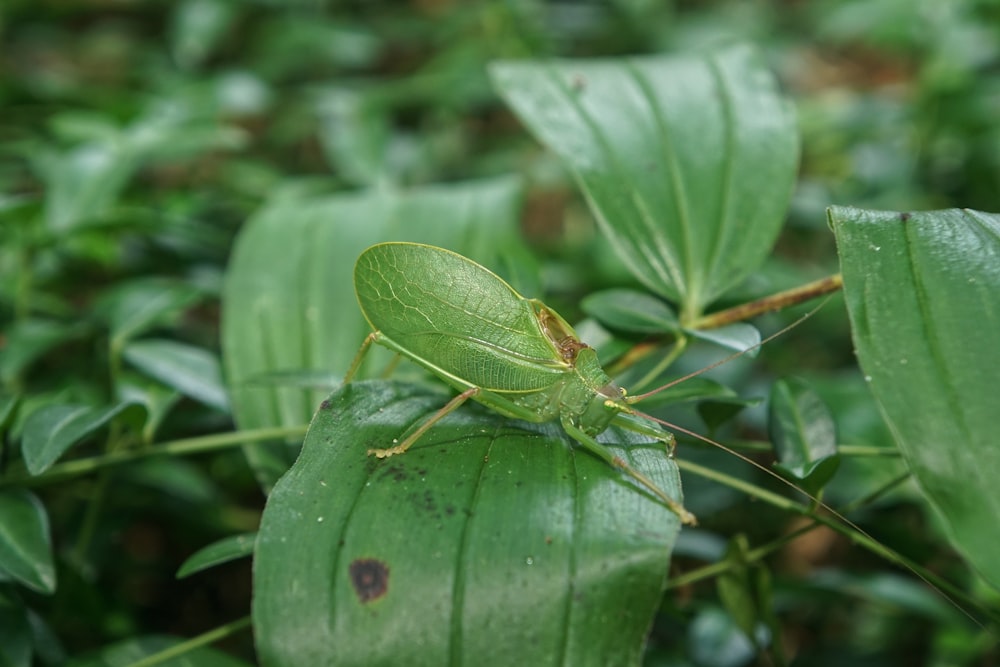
[369,386,480,458]
[343,331,381,384]
[560,416,696,525]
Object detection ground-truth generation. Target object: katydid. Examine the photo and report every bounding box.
[344,242,696,523]
[342,241,989,626]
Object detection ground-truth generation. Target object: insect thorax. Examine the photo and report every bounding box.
[508,347,626,435]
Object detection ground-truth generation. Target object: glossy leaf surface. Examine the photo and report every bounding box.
[254,381,682,667]
[768,378,840,495]
[831,206,1000,590]
[492,46,798,320]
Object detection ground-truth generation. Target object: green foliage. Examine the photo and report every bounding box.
[1,1,999,666]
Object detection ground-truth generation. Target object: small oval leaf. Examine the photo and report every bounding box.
[768,378,840,494]
[0,490,56,594]
[581,288,678,334]
[177,533,256,579]
[21,402,141,475]
[124,339,229,412]
[687,323,762,356]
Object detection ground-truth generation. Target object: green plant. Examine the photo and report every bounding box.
[2,2,999,666]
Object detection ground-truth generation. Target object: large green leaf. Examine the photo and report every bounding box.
[830,207,1000,590]
[491,45,798,322]
[254,381,682,667]
[221,177,527,490]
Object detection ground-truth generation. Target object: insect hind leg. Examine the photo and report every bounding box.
[560,417,696,525]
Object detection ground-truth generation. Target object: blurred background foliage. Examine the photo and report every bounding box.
[1,0,998,665]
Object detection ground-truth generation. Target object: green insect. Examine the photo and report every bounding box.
[343,241,696,525]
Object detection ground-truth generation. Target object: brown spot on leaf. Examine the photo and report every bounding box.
[349,558,389,603]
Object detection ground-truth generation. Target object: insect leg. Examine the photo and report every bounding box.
[612,413,677,456]
[343,332,380,384]
[368,386,480,458]
[560,417,696,525]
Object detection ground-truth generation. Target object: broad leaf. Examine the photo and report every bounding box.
[0,490,55,594]
[254,381,682,667]
[492,45,798,321]
[831,206,1000,590]
[221,176,528,490]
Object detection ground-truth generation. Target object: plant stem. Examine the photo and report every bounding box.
[667,522,817,589]
[693,274,843,331]
[125,615,252,667]
[676,457,995,627]
[0,426,307,488]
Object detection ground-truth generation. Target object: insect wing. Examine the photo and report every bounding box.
[354,243,568,392]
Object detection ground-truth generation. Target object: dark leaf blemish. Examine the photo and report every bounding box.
[349,558,389,603]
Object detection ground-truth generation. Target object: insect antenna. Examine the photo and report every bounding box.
[635,400,998,630]
[620,299,991,628]
[626,301,827,405]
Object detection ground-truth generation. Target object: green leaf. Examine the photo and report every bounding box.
[581,288,678,334]
[492,45,798,321]
[221,176,527,490]
[0,586,32,667]
[170,0,238,69]
[830,206,1000,590]
[696,396,757,434]
[177,533,256,579]
[768,378,840,495]
[123,339,229,412]
[97,278,204,348]
[715,537,757,641]
[688,606,758,667]
[315,88,390,186]
[687,323,762,357]
[635,377,737,410]
[0,490,55,594]
[118,373,182,443]
[0,319,87,385]
[0,393,20,437]
[34,142,137,231]
[21,402,140,475]
[254,381,681,666]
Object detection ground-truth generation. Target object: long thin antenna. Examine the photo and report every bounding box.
[631,409,989,629]
[628,301,827,404]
